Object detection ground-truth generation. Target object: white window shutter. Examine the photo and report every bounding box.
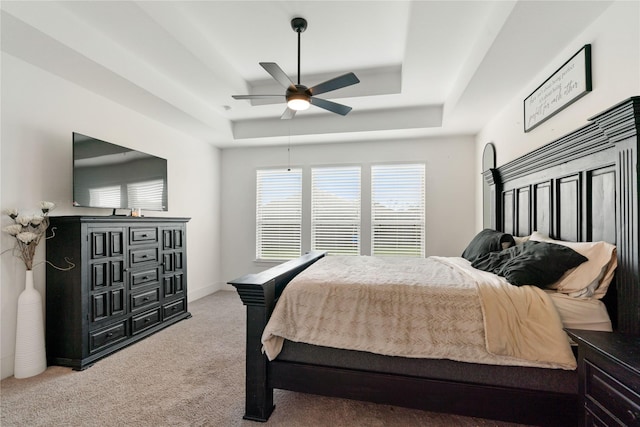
[256,169,302,260]
[311,166,361,255]
[371,164,425,257]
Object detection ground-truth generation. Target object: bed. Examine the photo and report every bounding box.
[229,96,640,426]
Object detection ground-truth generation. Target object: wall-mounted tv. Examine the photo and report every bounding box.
[73,132,168,212]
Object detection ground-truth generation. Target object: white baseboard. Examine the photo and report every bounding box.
[188,282,222,302]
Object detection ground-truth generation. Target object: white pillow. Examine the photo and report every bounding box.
[513,235,530,245]
[529,231,617,299]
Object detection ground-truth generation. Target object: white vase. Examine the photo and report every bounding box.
[14,270,47,379]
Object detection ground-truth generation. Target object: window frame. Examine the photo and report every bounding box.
[255,162,426,261]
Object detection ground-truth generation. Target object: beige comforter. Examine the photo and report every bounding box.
[261,256,576,370]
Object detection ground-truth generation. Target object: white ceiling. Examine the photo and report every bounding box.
[1,1,613,148]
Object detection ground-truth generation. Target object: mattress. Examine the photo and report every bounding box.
[275,292,608,394]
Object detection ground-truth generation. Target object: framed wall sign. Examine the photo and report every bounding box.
[524,44,592,132]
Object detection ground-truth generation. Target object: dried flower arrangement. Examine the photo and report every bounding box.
[2,201,56,270]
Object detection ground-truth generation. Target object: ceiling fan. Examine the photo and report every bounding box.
[232,17,360,120]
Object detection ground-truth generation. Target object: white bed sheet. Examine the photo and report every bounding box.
[548,292,612,331]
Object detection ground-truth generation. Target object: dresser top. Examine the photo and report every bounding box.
[49,215,191,223]
[566,329,640,374]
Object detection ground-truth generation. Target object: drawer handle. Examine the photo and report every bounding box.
[106,332,114,338]
[142,255,148,258]
[141,234,148,237]
[143,297,150,302]
[142,276,149,280]
[144,317,151,323]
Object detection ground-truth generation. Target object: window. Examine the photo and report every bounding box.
[256,163,426,260]
[256,168,302,260]
[311,166,361,255]
[371,164,425,257]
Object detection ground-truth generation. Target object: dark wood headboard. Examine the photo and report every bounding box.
[485,96,640,334]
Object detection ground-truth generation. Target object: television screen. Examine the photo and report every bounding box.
[73,133,168,211]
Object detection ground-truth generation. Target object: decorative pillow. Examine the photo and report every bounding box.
[513,235,530,245]
[471,241,588,288]
[529,231,617,299]
[461,229,516,262]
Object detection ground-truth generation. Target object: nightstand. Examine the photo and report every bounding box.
[566,329,640,426]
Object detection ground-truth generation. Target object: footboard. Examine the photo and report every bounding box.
[228,250,327,421]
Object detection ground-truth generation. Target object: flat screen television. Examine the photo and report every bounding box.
[73,132,168,212]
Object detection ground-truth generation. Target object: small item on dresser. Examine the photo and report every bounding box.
[131,208,143,217]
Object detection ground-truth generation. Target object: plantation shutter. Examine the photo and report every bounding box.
[371,164,425,257]
[256,168,302,260]
[311,166,361,255]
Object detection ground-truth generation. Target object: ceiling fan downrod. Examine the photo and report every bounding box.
[291,17,307,86]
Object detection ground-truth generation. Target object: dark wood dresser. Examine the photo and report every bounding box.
[566,329,640,426]
[45,216,191,370]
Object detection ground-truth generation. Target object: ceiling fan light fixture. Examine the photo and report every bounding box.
[287,95,310,111]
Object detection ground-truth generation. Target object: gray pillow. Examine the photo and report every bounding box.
[461,229,516,263]
[471,241,588,288]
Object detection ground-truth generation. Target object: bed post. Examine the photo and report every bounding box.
[228,251,327,421]
[590,96,640,335]
[231,280,276,421]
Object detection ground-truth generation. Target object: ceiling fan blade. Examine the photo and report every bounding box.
[281,107,296,120]
[260,62,295,89]
[310,97,352,116]
[232,95,284,100]
[308,73,359,96]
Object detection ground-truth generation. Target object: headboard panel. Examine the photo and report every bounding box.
[486,96,640,334]
[589,165,617,243]
[533,181,552,236]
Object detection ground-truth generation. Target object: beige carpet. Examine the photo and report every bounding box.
[1,291,529,426]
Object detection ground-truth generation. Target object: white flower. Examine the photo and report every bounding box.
[3,208,18,219]
[3,224,23,236]
[2,202,54,270]
[16,232,38,244]
[40,201,55,214]
[16,215,33,226]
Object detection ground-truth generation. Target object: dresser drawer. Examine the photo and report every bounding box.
[129,247,158,266]
[129,228,158,244]
[90,321,128,353]
[130,267,160,288]
[585,408,615,426]
[132,308,161,335]
[585,360,640,426]
[163,298,186,321]
[131,287,160,312]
